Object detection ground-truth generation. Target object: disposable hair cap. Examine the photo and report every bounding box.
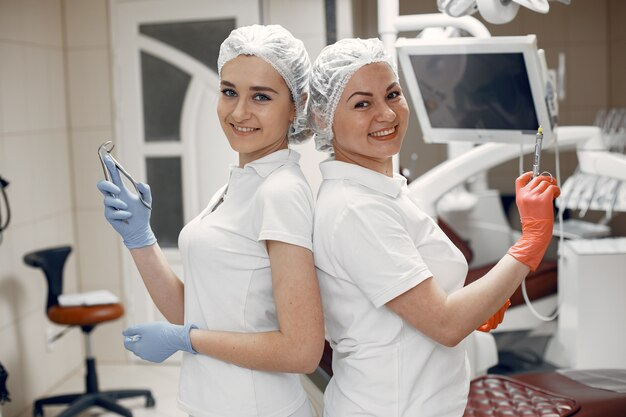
[308,38,398,153]
[218,24,312,144]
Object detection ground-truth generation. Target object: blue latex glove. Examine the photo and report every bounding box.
[96,155,156,249]
[123,322,198,363]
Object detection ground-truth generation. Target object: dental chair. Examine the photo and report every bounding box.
[23,246,154,417]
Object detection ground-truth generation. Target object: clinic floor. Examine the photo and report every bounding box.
[19,363,184,417]
[20,363,325,417]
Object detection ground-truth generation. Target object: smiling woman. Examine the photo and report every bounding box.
[97,24,323,417]
[330,62,409,176]
[308,38,559,417]
[218,55,296,165]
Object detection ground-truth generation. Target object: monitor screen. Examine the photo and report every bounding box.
[397,35,551,144]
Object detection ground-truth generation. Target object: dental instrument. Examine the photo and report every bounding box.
[532,126,543,178]
[97,141,152,210]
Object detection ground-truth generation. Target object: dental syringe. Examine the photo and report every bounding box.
[532,126,543,178]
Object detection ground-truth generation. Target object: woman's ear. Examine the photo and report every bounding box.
[290,103,296,124]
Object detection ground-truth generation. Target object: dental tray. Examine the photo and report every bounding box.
[58,290,119,306]
[553,219,611,239]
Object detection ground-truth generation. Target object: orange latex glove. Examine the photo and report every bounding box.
[477,299,511,332]
[507,172,560,272]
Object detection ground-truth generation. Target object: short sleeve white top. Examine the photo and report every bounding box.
[313,160,470,417]
[177,149,314,417]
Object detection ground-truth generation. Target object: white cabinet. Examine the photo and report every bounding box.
[558,238,626,369]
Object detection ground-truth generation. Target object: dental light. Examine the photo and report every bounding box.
[437,0,570,25]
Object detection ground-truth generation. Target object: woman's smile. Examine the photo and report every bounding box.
[217,55,295,166]
[230,123,260,135]
[330,62,409,175]
[369,125,398,141]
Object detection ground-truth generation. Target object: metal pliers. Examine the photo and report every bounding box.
[98,141,152,210]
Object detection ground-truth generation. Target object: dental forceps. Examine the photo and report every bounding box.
[98,141,152,210]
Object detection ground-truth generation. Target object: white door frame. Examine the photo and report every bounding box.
[110,0,260,332]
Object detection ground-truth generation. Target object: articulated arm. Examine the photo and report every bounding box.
[408,126,601,216]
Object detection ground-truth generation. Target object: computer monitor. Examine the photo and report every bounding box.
[396,35,553,144]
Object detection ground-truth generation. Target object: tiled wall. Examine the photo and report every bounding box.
[353,0,626,234]
[482,0,626,234]
[0,1,81,416]
[484,0,613,192]
[0,1,127,416]
[608,0,626,107]
[63,0,126,363]
[375,0,622,179]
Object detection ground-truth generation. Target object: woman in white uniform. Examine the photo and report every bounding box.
[97,25,324,417]
[307,38,560,417]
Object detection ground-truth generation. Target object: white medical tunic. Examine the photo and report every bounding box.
[177,149,314,417]
[313,161,470,417]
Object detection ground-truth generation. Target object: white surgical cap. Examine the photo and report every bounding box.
[308,38,398,153]
[218,24,312,144]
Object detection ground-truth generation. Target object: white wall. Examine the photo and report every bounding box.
[0,1,81,416]
[63,0,127,363]
[0,1,129,416]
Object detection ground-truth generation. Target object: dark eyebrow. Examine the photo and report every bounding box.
[220,80,279,95]
[347,91,373,102]
[346,82,400,102]
[250,86,279,94]
[387,82,400,91]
